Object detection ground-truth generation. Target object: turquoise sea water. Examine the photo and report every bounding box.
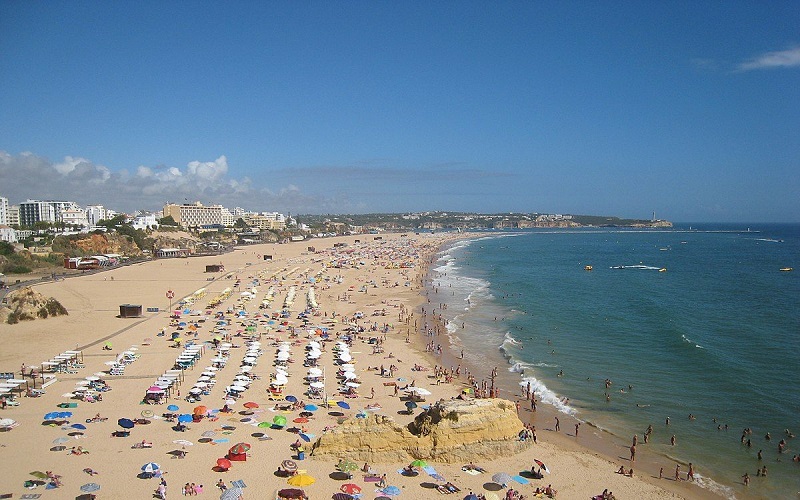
[430,224,799,499]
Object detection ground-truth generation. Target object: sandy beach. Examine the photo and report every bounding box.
[0,233,712,500]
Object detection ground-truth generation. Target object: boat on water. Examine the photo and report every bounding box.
[584,265,593,271]
[779,267,793,272]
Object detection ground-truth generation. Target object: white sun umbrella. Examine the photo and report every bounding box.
[340,365,355,372]
[408,387,432,396]
[276,352,290,361]
[310,381,325,389]
[230,384,247,392]
[307,341,321,349]
[189,387,203,394]
[307,367,323,377]
[198,376,211,382]
[205,366,219,371]
[194,381,208,388]
[338,353,352,362]
[201,371,216,377]
[238,366,252,373]
[306,351,321,359]
[270,379,286,387]
[343,371,358,380]
[75,380,90,386]
[243,357,257,364]
[274,373,289,383]
[345,382,360,388]
[211,357,226,363]
[225,399,236,405]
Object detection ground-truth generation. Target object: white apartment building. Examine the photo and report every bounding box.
[86,205,112,226]
[18,199,79,226]
[0,196,9,225]
[163,202,223,228]
[131,212,159,230]
[0,225,16,243]
[61,208,89,228]
[221,207,235,227]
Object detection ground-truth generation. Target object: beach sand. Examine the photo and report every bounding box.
[0,233,714,499]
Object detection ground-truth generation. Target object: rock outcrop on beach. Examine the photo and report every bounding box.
[0,286,68,324]
[53,232,143,257]
[311,398,531,463]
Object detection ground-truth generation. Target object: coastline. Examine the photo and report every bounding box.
[417,235,725,500]
[0,233,711,499]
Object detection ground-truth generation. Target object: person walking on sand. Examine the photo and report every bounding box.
[554,416,560,432]
[687,463,694,481]
[575,422,580,436]
[675,464,681,481]
[671,435,676,446]
[630,444,636,462]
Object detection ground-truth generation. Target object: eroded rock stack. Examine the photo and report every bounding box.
[0,287,68,324]
[311,398,530,463]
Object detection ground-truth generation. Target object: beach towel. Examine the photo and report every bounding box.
[231,479,247,488]
[512,475,529,485]
[461,467,481,475]
[423,466,446,482]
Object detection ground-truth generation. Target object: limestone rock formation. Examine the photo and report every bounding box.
[0,287,68,324]
[311,398,530,463]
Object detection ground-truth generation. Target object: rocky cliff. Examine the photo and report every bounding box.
[0,287,68,324]
[311,398,531,463]
[54,232,142,257]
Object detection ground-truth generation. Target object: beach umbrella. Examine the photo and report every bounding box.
[257,421,271,428]
[533,459,550,474]
[293,417,309,424]
[410,459,427,468]
[463,495,479,500]
[44,412,60,420]
[173,439,193,446]
[58,411,73,418]
[178,414,193,423]
[228,442,251,455]
[141,410,154,418]
[0,418,17,428]
[287,473,316,486]
[30,471,48,479]
[80,483,101,493]
[309,381,324,389]
[345,382,360,388]
[216,457,232,470]
[381,486,401,496]
[405,401,418,410]
[340,483,362,494]
[243,402,259,409]
[285,395,298,403]
[167,404,180,411]
[53,437,70,444]
[118,418,135,429]
[332,494,354,500]
[299,432,314,442]
[491,472,513,486]
[304,404,318,412]
[71,423,87,430]
[220,486,244,500]
[193,405,208,415]
[277,489,305,499]
[141,462,161,473]
[337,401,350,410]
[282,459,298,472]
[273,415,288,426]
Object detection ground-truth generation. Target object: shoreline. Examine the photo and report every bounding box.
[417,235,725,500]
[0,233,714,499]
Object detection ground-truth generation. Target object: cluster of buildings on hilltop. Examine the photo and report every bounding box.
[0,196,290,244]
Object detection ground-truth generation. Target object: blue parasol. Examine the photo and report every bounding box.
[71,423,87,430]
[337,401,350,410]
[167,404,179,411]
[118,418,135,429]
[285,395,298,403]
[177,414,193,423]
[303,404,318,412]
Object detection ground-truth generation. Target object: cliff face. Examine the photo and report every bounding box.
[0,287,68,324]
[56,233,142,256]
[311,398,531,463]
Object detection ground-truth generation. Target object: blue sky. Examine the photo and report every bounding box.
[1,2,798,222]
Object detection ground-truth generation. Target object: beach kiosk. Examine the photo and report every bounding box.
[119,304,143,318]
[205,264,224,273]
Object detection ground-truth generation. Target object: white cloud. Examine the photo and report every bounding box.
[737,46,800,71]
[0,151,357,214]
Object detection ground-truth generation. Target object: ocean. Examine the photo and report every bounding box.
[428,224,799,499]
